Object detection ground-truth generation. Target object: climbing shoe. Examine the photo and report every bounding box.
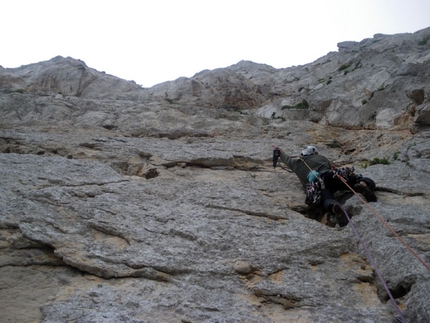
[332,203,348,227]
[354,183,377,202]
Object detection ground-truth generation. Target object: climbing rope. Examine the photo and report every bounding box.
[300,159,410,313]
[336,174,430,272]
[300,156,430,271]
[340,207,408,323]
[300,159,409,321]
[282,156,427,322]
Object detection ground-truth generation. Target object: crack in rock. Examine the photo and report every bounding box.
[205,204,286,220]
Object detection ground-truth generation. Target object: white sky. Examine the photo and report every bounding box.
[1,0,429,87]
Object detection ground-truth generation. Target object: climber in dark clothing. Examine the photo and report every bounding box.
[274,145,377,227]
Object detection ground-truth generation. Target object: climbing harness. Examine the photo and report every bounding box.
[305,180,322,206]
[298,158,324,207]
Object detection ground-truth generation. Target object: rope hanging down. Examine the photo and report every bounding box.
[299,156,430,271]
[336,174,430,271]
[300,159,408,321]
[340,208,408,323]
[295,158,415,321]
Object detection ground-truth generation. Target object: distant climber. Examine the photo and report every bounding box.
[272,145,377,227]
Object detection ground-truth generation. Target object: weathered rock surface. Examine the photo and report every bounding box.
[1,27,429,323]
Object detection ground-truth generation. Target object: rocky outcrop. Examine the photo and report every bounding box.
[0,55,144,99]
[0,28,429,323]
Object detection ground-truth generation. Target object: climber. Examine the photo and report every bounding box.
[273,145,377,227]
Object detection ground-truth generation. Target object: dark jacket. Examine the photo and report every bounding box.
[280,153,332,188]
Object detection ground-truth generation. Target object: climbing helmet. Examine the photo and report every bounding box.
[301,145,319,157]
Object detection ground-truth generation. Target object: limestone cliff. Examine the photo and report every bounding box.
[0,27,429,323]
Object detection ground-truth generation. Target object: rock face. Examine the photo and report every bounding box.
[1,28,430,323]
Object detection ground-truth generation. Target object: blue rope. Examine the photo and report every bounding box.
[341,208,407,323]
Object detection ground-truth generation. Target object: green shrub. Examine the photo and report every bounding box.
[282,99,309,110]
[359,162,368,169]
[223,104,241,111]
[338,63,351,71]
[360,157,391,168]
[369,157,390,165]
[418,35,430,46]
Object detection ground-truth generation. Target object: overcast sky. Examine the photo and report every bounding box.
[2,0,429,87]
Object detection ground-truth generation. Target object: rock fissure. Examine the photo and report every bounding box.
[205,204,286,221]
[375,186,426,197]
